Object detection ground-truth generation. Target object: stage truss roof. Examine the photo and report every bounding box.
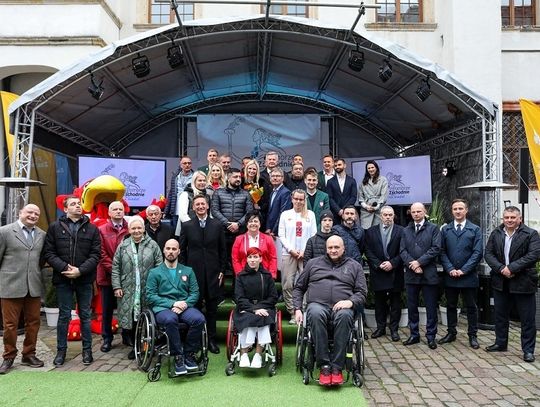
[9,14,497,157]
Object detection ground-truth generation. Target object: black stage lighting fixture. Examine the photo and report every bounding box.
[442,160,455,177]
[378,59,392,82]
[416,75,432,102]
[87,73,104,101]
[132,53,150,78]
[348,45,365,72]
[167,43,184,69]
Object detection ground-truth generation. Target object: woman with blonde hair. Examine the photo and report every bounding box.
[176,170,212,235]
[242,159,267,210]
[207,163,226,190]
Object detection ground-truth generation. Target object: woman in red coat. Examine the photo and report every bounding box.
[231,212,277,279]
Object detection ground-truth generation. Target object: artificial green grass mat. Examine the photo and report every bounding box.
[2,346,367,407]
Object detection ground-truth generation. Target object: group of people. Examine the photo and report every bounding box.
[0,150,537,384]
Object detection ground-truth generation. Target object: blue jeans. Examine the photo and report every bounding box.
[56,283,93,351]
[155,308,205,356]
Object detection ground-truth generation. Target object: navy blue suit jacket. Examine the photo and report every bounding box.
[326,175,357,218]
[440,220,483,288]
[400,221,441,286]
[265,186,292,235]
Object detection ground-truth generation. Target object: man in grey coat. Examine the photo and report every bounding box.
[0,204,46,374]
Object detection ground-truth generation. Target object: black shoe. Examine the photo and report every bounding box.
[122,336,134,347]
[184,353,198,371]
[437,333,456,345]
[0,359,14,375]
[100,341,112,353]
[127,349,136,360]
[53,350,66,367]
[428,340,437,350]
[469,336,480,349]
[174,355,187,375]
[390,331,400,342]
[208,341,220,354]
[485,343,507,352]
[21,355,44,368]
[523,353,535,363]
[82,349,93,365]
[403,336,420,346]
[371,328,386,339]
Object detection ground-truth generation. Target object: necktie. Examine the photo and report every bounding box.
[415,223,421,233]
[456,223,462,233]
[115,224,122,230]
[23,226,33,246]
[382,226,389,257]
[200,219,206,228]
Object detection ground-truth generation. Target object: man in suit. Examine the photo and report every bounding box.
[263,168,292,236]
[97,201,129,353]
[326,158,357,220]
[439,199,483,349]
[259,151,280,186]
[484,206,540,363]
[0,204,46,374]
[164,155,193,230]
[317,154,335,191]
[43,195,101,367]
[365,205,404,342]
[304,168,330,231]
[180,195,226,354]
[146,239,205,375]
[400,202,441,350]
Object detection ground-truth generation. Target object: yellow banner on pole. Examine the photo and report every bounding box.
[520,99,540,186]
[0,91,18,165]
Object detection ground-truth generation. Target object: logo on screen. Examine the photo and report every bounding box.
[119,172,145,197]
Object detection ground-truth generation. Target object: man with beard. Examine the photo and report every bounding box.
[285,163,307,191]
[332,205,364,265]
[211,168,254,273]
[326,158,357,220]
[293,236,366,386]
[180,195,226,354]
[146,239,205,375]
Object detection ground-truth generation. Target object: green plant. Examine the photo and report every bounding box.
[428,193,445,226]
[44,281,58,308]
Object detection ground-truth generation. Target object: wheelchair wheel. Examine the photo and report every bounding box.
[353,372,363,388]
[302,367,310,385]
[225,362,235,376]
[148,366,161,382]
[268,362,276,377]
[226,310,237,360]
[135,309,156,372]
[275,310,283,366]
[295,323,305,372]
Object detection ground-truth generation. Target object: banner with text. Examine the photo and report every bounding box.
[197,114,322,171]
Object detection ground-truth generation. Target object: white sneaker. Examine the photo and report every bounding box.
[239,353,250,368]
[289,318,297,325]
[250,352,262,368]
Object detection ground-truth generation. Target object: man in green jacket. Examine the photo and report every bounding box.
[146,239,205,375]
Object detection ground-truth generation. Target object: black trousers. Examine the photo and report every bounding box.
[374,290,402,332]
[406,284,438,340]
[444,286,478,337]
[493,288,536,354]
[100,285,117,343]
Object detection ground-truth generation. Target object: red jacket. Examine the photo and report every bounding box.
[96,219,128,286]
[231,232,277,279]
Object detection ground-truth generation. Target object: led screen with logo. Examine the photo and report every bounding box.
[78,156,166,208]
[351,156,432,205]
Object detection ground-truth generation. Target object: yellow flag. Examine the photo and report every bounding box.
[520,99,540,186]
[0,91,18,164]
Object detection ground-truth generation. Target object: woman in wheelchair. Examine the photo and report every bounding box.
[233,247,278,368]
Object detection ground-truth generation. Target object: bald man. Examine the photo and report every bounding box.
[293,235,367,387]
[0,204,46,374]
[400,202,441,350]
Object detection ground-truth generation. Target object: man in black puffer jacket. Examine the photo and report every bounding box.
[211,168,254,272]
[43,195,101,367]
[293,235,366,387]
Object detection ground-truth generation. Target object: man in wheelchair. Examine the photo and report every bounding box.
[146,239,206,375]
[293,235,367,386]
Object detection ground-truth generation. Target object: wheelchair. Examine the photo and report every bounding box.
[295,311,365,387]
[225,309,283,376]
[134,308,209,382]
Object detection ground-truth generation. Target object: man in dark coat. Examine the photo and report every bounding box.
[43,195,101,366]
[180,195,226,354]
[326,158,357,220]
[365,205,404,342]
[303,210,334,266]
[439,199,483,349]
[400,202,441,350]
[145,204,175,252]
[484,206,540,363]
[262,168,292,236]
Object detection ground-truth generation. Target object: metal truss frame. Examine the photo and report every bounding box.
[8,17,501,228]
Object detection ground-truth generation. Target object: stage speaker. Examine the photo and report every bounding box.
[518,147,529,204]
